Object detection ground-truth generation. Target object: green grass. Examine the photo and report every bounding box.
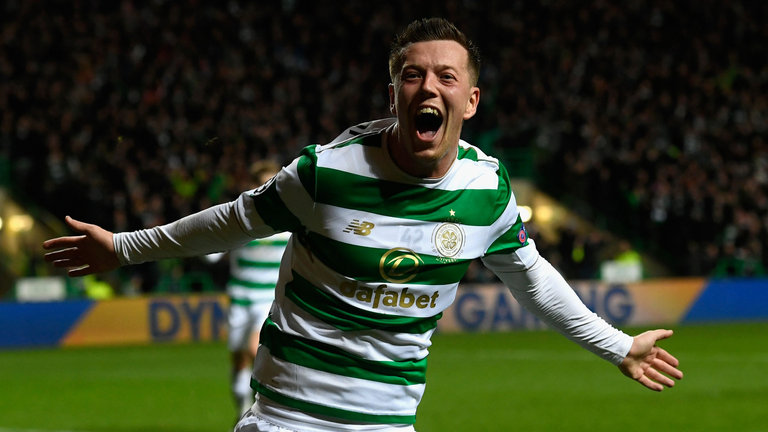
[0,343,234,432]
[1,322,767,432]
[418,322,768,432]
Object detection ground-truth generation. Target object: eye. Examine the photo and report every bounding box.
[403,70,421,80]
[441,73,457,82]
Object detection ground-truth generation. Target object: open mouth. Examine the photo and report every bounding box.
[414,107,443,139]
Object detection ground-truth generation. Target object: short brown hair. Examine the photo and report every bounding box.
[250,159,281,186]
[389,18,481,86]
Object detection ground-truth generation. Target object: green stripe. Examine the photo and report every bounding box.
[252,380,416,424]
[250,183,303,233]
[229,297,256,306]
[236,258,281,268]
[486,214,529,255]
[457,144,480,161]
[315,168,505,226]
[245,239,289,247]
[296,145,318,201]
[305,232,471,284]
[261,319,427,385]
[314,152,509,227]
[228,277,275,289]
[285,270,440,333]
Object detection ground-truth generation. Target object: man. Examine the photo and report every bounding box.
[226,160,289,417]
[43,18,682,432]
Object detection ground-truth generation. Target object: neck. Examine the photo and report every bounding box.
[386,125,455,179]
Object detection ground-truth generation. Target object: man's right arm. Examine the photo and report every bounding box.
[114,197,261,265]
[43,191,277,276]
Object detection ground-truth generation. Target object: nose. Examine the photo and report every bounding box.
[419,72,438,96]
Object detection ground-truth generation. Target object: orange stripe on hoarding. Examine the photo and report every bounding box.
[61,294,229,347]
[624,278,706,325]
[61,297,150,346]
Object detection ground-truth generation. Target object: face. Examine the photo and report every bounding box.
[257,170,278,187]
[388,40,480,178]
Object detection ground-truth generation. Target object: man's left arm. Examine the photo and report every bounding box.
[482,248,683,391]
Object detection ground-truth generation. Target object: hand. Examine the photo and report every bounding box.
[619,329,683,391]
[43,216,120,277]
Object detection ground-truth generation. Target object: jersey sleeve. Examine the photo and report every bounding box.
[479,165,632,365]
[114,200,256,265]
[247,145,318,234]
[113,148,319,266]
[486,252,633,364]
[480,161,539,270]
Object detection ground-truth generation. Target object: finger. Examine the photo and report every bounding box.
[64,215,89,232]
[652,356,683,380]
[44,247,80,262]
[69,265,95,277]
[645,367,675,388]
[51,256,88,269]
[65,216,101,236]
[50,258,78,268]
[648,329,674,343]
[655,347,681,368]
[637,375,663,392]
[43,235,86,251]
[45,246,87,263]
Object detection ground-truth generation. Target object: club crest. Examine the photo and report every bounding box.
[432,222,465,258]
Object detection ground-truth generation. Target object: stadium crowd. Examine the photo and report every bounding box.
[2,0,766,292]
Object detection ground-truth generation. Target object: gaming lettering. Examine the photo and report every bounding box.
[573,283,634,324]
[339,281,439,310]
[455,290,545,331]
[454,283,634,331]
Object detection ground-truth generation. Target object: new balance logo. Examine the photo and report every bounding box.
[343,220,375,236]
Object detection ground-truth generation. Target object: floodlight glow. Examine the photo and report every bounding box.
[518,205,532,223]
[536,205,553,223]
[8,214,33,233]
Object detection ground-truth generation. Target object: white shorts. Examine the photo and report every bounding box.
[227,300,272,351]
[235,410,298,432]
[234,398,417,432]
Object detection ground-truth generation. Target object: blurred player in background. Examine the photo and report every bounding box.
[226,160,289,417]
[43,18,683,432]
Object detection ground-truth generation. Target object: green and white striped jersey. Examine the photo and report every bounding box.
[243,118,531,426]
[114,118,631,429]
[227,232,291,306]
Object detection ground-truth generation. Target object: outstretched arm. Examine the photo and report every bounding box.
[43,198,273,277]
[484,250,683,391]
[43,216,120,277]
[619,329,683,391]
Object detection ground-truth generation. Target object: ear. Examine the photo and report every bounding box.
[463,86,480,120]
[388,83,396,115]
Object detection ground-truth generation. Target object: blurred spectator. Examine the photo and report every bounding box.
[3,0,767,287]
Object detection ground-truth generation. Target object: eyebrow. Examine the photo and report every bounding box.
[401,63,460,73]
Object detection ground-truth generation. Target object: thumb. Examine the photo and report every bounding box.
[646,329,674,343]
[65,215,90,233]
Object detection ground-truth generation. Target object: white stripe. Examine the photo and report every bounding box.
[229,267,281,285]
[444,155,500,190]
[273,241,435,362]
[227,285,275,302]
[483,186,521,249]
[289,236,459,317]
[275,158,323,232]
[234,245,286,262]
[316,138,501,191]
[317,135,390,180]
[272,292,434,362]
[254,350,423,417]
[273,136,509,259]
[309,203,502,260]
